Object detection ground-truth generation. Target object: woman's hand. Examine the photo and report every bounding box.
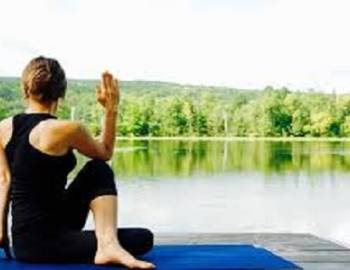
[69,71,119,161]
[96,71,120,111]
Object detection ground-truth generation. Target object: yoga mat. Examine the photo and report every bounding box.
[0,244,302,270]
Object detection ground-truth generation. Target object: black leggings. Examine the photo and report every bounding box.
[12,159,154,263]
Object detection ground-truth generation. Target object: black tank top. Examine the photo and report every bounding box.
[4,113,77,235]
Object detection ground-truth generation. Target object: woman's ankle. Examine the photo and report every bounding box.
[97,233,119,250]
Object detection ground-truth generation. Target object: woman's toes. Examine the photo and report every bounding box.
[131,259,155,269]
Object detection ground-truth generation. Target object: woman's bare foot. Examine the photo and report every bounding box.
[95,243,155,269]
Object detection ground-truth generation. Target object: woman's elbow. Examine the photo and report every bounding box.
[98,150,114,161]
[99,145,114,161]
[103,152,114,161]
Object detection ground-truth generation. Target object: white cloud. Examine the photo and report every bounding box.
[0,0,350,92]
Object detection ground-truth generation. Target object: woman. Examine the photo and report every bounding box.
[0,56,155,269]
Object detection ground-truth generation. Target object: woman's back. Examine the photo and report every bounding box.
[5,112,76,235]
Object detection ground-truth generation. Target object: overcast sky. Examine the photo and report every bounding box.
[1,0,350,92]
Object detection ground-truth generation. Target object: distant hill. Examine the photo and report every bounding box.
[0,76,344,138]
[0,77,260,97]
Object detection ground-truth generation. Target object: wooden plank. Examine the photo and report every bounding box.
[279,250,350,263]
[155,233,345,250]
[298,263,350,270]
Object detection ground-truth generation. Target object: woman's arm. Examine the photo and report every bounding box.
[69,71,119,161]
[0,138,10,246]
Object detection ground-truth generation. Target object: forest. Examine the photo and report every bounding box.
[0,77,349,138]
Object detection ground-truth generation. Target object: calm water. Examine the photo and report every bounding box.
[73,140,350,247]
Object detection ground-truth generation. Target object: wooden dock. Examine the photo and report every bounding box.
[156,233,350,270]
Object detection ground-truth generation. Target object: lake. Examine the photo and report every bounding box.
[74,140,350,247]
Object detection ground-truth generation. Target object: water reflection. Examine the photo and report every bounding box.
[102,140,350,177]
[72,140,350,247]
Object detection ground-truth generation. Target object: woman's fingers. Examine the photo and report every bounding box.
[99,70,119,108]
[96,85,101,96]
[96,85,102,99]
[112,79,119,99]
[102,71,109,93]
[96,85,105,105]
[107,73,113,92]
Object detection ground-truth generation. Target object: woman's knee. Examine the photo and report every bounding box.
[120,228,154,255]
[82,159,118,199]
[139,228,154,254]
[85,159,114,177]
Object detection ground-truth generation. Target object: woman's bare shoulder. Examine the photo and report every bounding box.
[30,119,86,155]
[0,117,13,129]
[0,117,13,147]
[43,119,84,139]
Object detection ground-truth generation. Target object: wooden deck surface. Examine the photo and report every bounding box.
[155,233,350,270]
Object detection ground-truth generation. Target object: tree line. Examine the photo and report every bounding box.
[1,77,349,137]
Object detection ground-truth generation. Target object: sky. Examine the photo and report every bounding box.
[1,0,350,92]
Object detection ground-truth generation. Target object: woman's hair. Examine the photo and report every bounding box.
[21,56,67,103]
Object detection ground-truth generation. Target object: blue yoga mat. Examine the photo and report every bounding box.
[0,244,302,270]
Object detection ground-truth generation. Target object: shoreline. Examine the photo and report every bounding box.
[116,136,350,142]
